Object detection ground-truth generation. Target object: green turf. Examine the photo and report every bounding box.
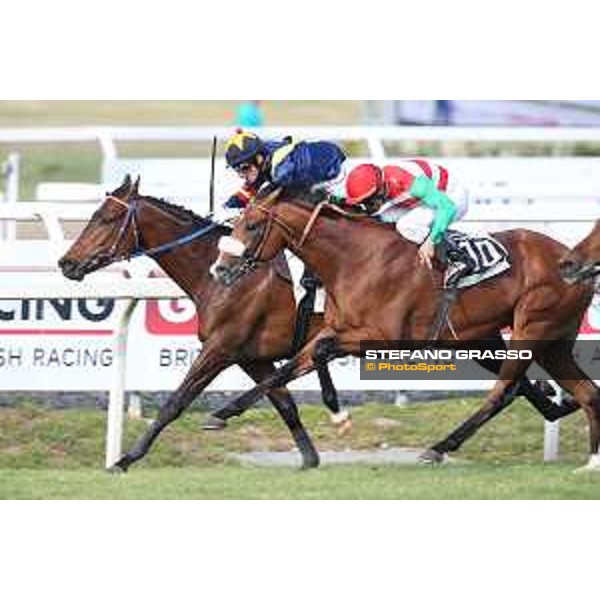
[0,399,598,499]
[0,101,362,127]
[2,464,599,500]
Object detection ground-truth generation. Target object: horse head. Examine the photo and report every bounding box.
[58,174,141,280]
[559,220,600,284]
[211,187,288,286]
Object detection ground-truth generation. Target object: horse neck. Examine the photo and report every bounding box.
[137,203,220,309]
[278,202,404,290]
[579,220,600,255]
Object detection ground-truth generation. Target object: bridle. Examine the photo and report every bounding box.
[91,194,220,266]
[101,194,144,262]
[238,199,364,270]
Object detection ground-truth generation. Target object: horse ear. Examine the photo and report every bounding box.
[131,175,141,196]
[111,174,133,198]
[260,186,282,206]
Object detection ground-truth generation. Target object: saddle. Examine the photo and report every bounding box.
[443,229,511,289]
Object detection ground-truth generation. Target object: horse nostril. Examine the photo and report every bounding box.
[209,262,225,279]
[59,258,83,280]
[560,260,576,273]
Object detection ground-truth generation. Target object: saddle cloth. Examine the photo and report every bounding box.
[444,229,511,289]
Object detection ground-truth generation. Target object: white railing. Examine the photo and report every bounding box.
[0,203,186,468]
[3,125,600,161]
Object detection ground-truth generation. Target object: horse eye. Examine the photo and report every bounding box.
[246,222,259,232]
[92,211,117,226]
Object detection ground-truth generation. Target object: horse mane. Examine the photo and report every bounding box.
[139,194,229,233]
[279,187,374,221]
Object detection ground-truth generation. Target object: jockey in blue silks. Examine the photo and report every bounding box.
[220,129,346,217]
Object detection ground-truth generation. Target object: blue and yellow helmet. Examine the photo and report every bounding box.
[225,129,264,168]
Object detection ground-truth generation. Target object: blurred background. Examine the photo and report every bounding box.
[4,100,600,201]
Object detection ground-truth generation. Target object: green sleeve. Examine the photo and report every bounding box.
[409,175,457,244]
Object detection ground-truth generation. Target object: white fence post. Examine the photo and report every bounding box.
[1,153,19,240]
[105,298,139,470]
[543,385,562,462]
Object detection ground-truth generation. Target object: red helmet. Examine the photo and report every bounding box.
[345,164,384,205]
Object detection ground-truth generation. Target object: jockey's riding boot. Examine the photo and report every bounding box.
[292,267,322,354]
[429,236,476,342]
[441,235,477,288]
[300,267,322,291]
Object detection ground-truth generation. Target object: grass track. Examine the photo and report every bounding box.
[1,400,599,499]
[3,464,600,500]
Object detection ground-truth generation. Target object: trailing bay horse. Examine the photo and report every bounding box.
[211,189,600,470]
[58,176,350,472]
[560,220,600,283]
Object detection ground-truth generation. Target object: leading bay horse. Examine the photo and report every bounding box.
[58,176,349,472]
[211,189,600,470]
[560,220,600,283]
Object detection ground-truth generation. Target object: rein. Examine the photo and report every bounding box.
[222,197,370,282]
[253,200,367,255]
[103,194,220,262]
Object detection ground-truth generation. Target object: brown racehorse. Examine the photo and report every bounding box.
[58,176,350,472]
[211,189,600,470]
[560,220,600,283]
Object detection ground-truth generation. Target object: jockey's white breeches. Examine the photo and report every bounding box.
[390,179,469,245]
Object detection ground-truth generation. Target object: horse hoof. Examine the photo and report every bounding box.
[336,418,353,437]
[106,463,127,475]
[300,456,320,470]
[573,454,600,474]
[572,465,600,474]
[201,415,227,431]
[419,449,446,465]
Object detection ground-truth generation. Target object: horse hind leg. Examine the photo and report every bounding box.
[315,344,352,434]
[473,334,578,421]
[420,379,521,463]
[536,349,600,471]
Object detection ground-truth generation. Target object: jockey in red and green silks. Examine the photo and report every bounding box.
[345,160,474,285]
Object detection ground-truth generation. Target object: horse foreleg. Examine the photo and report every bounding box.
[537,349,600,470]
[210,334,340,424]
[241,361,320,469]
[110,344,231,472]
[317,361,352,434]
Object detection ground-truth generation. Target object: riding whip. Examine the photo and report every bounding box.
[209,135,217,214]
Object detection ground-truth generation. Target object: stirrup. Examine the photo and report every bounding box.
[428,287,458,341]
[445,262,471,289]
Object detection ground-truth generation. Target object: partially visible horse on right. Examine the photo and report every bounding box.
[560,220,600,283]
